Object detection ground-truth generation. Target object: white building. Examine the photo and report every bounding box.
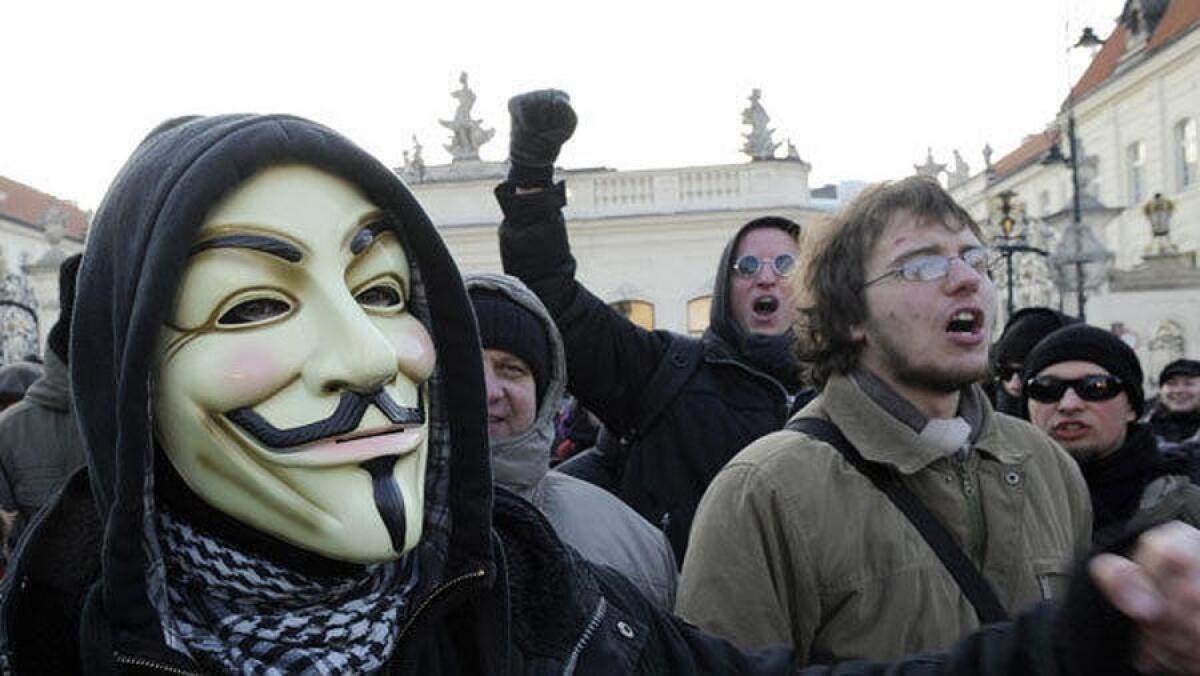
[403,81,836,335]
[0,175,88,360]
[947,0,1200,387]
[411,159,830,335]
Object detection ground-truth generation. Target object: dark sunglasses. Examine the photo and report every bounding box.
[1025,374,1125,404]
[732,253,797,278]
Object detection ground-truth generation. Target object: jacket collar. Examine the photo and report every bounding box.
[820,373,1025,474]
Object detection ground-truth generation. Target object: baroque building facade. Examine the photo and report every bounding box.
[947,0,1200,388]
[403,82,835,335]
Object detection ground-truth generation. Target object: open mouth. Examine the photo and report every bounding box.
[945,309,983,334]
[753,296,780,317]
[1051,421,1090,439]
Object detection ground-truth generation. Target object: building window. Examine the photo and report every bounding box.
[1177,118,1198,189]
[611,300,654,330]
[1126,141,1145,205]
[687,296,712,336]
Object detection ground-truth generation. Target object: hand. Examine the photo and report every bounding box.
[1091,521,1200,674]
[508,89,577,168]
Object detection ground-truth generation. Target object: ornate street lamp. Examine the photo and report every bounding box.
[1144,192,1177,254]
[991,190,1048,321]
[1042,27,1115,321]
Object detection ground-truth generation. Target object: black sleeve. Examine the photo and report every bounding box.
[496,181,671,435]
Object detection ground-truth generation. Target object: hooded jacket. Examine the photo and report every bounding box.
[466,272,678,608]
[497,184,801,558]
[0,350,85,546]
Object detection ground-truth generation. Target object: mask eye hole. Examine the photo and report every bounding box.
[216,296,293,327]
[355,279,406,312]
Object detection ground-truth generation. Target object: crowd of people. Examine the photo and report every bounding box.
[0,92,1197,674]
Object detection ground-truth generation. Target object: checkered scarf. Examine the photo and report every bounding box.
[158,510,418,674]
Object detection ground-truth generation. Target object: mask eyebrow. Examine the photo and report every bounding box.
[350,218,393,256]
[190,234,303,263]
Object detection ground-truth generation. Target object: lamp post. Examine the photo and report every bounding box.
[991,190,1048,321]
[1144,192,1177,254]
[1043,27,1113,321]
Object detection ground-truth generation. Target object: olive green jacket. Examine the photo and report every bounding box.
[676,374,1092,663]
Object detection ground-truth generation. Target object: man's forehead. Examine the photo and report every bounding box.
[874,210,981,255]
[735,226,798,255]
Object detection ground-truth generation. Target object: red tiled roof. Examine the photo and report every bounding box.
[990,129,1060,181]
[0,175,89,241]
[1070,0,1200,103]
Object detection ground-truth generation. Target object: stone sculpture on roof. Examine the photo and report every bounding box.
[914,148,946,179]
[440,72,495,162]
[741,89,780,161]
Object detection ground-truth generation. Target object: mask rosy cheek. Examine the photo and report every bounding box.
[217,344,290,400]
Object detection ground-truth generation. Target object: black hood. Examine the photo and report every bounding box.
[71,114,493,654]
[705,217,802,391]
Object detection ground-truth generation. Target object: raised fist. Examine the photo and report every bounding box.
[508,89,577,168]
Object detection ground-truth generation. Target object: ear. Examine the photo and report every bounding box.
[1124,400,1137,423]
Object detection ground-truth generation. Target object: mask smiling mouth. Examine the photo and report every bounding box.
[946,308,983,334]
[227,388,424,451]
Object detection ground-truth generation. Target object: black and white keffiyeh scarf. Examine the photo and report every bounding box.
[158,510,419,675]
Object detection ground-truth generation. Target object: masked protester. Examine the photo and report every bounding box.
[4,114,1200,676]
[1023,325,1200,546]
[467,272,677,608]
[497,90,811,559]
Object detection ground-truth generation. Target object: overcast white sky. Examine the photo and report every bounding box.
[5,0,1120,212]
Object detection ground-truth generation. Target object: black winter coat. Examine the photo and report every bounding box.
[496,183,799,558]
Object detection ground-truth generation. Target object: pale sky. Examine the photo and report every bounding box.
[5,0,1121,212]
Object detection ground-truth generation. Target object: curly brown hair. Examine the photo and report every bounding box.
[795,176,982,386]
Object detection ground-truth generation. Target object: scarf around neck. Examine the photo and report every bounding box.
[158,509,419,674]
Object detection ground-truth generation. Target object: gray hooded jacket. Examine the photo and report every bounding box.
[467,272,678,608]
[0,350,85,546]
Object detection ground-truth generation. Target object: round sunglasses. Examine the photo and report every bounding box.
[732,253,797,278]
[1025,374,1125,404]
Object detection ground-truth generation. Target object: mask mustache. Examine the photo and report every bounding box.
[226,388,425,450]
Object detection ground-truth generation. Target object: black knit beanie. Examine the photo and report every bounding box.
[994,307,1077,366]
[1021,324,1145,416]
[47,253,82,365]
[1159,358,1200,385]
[469,289,551,406]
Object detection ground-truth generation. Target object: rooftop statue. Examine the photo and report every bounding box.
[440,72,494,162]
[741,89,780,161]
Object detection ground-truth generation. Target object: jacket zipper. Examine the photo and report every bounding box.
[955,453,986,562]
[561,596,608,676]
[394,567,487,643]
[112,653,201,675]
[709,357,790,418]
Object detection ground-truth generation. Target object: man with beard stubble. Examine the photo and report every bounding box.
[678,177,1092,663]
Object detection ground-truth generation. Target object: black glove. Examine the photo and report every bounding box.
[508,89,577,169]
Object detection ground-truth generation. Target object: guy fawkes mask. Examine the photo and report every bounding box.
[154,164,435,562]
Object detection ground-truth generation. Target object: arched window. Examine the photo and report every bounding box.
[1176,118,1198,190]
[611,300,654,330]
[687,296,712,336]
